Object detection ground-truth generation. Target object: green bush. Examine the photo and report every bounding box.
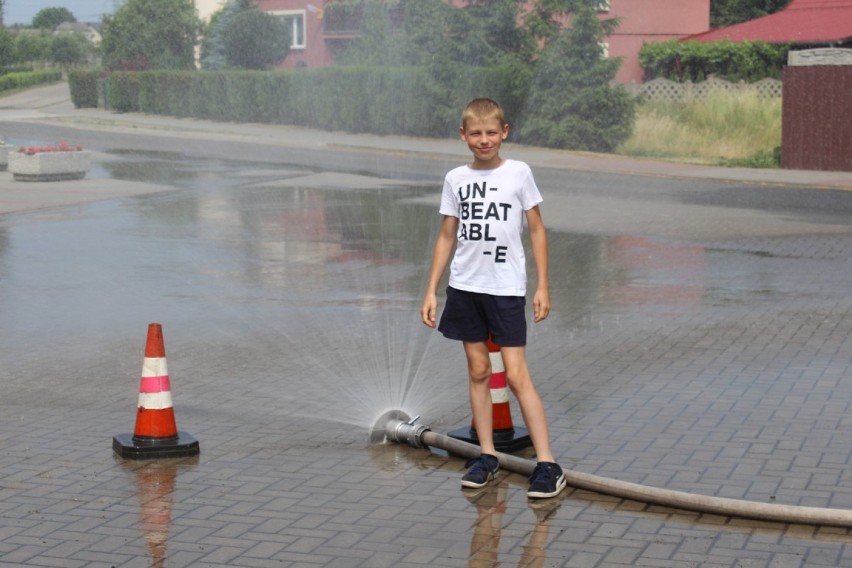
[119,67,455,137]
[0,67,36,75]
[0,69,62,93]
[68,69,99,108]
[640,39,788,82]
[85,64,621,147]
[107,71,141,112]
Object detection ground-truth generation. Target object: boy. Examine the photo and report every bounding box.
[421,98,566,499]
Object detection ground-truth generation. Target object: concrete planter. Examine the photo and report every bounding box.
[0,144,14,171]
[8,150,92,182]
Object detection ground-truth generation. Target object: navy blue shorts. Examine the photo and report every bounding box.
[438,286,527,346]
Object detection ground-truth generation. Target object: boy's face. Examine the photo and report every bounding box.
[460,116,509,169]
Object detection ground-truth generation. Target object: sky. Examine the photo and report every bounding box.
[4,0,117,25]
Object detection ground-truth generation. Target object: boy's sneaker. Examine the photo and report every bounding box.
[461,454,499,489]
[527,462,567,499]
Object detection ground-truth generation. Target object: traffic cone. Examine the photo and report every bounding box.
[448,336,532,453]
[113,323,200,459]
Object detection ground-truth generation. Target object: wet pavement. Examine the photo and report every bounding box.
[2,83,852,567]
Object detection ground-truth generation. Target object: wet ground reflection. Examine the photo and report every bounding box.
[3,144,852,565]
[118,456,198,567]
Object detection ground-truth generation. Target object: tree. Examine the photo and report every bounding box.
[0,27,15,66]
[333,0,402,66]
[49,33,89,67]
[201,0,289,70]
[222,8,289,69]
[335,0,530,67]
[200,0,249,70]
[100,0,201,70]
[15,32,50,64]
[32,7,76,30]
[710,0,792,28]
[519,3,635,152]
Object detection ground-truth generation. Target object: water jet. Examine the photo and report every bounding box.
[375,410,852,528]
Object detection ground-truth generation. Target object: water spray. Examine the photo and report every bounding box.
[374,410,852,528]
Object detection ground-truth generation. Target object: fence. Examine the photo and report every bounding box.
[624,76,783,102]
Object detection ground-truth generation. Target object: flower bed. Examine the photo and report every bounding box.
[8,143,91,181]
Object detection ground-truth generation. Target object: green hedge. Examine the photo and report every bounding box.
[68,70,99,108]
[640,39,788,82]
[0,69,62,94]
[75,65,634,151]
[92,67,508,138]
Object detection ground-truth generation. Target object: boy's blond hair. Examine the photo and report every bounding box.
[461,98,506,129]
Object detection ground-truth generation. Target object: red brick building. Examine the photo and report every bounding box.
[252,0,709,83]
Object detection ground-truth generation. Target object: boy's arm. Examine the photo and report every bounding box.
[421,215,458,328]
[526,205,551,323]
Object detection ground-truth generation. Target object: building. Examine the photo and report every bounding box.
[684,0,852,48]
[252,0,709,83]
[195,0,229,22]
[599,0,709,83]
[55,22,103,45]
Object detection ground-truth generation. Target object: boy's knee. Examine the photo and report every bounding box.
[505,369,533,392]
[468,364,492,384]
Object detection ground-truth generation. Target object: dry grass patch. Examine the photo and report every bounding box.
[618,91,782,166]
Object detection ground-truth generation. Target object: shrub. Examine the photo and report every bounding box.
[640,39,788,82]
[68,70,100,108]
[0,69,62,93]
[106,71,141,112]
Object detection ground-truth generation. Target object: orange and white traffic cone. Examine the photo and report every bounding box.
[448,336,532,453]
[113,323,200,459]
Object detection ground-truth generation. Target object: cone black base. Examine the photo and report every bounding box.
[113,432,200,459]
[447,426,532,454]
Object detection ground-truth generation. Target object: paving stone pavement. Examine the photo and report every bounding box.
[1,83,852,567]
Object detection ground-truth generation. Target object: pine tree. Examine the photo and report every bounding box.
[519,3,635,152]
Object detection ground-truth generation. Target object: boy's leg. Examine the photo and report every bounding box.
[460,340,501,488]
[502,345,566,498]
[463,340,496,457]
[500,346,554,463]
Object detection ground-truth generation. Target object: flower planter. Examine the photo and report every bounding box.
[8,150,92,182]
[0,144,14,171]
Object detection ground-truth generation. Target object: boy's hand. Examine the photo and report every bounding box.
[533,288,551,323]
[421,293,438,328]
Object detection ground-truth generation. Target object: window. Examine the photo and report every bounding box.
[271,10,306,50]
[595,0,611,11]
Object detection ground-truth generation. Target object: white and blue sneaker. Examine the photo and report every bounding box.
[461,454,499,489]
[527,462,566,499]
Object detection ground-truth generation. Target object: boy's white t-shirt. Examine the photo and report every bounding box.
[440,159,543,296]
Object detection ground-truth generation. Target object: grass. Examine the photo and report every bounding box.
[618,91,782,168]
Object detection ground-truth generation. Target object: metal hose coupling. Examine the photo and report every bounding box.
[370,409,430,447]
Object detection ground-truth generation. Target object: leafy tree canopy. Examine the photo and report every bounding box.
[222,9,290,69]
[32,7,76,30]
[201,0,289,70]
[0,27,15,66]
[49,33,89,67]
[101,0,201,70]
[15,33,50,64]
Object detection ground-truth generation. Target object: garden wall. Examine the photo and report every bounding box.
[781,49,852,172]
